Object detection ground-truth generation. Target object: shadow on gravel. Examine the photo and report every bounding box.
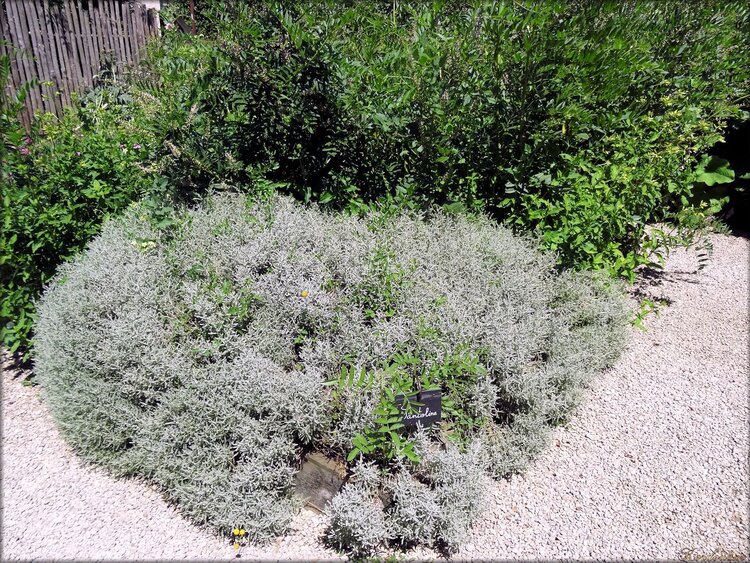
[727,226,750,240]
[633,265,701,288]
[628,265,704,307]
[1,350,35,384]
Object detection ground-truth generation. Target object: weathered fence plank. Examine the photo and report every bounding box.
[6,0,42,117]
[72,4,94,88]
[115,3,129,64]
[133,2,145,62]
[90,2,106,67]
[1,15,30,129]
[119,0,133,65]
[13,0,46,113]
[0,0,160,126]
[55,0,84,96]
[43,0,71,110]
[104,3,120,63]
[150,9,160,39]
[67,0,93,83]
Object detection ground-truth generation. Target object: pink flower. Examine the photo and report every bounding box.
[19,147,29,156]
[23,136,32,145]
[76,151,82,156]
[133,143,142,150]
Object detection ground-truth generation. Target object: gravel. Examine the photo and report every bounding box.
[2,232,748,561]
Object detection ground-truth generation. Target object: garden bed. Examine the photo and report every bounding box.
[32,193,628,555]
[3,232,747,560]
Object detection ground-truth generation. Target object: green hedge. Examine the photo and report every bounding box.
[3,0,749,355]
[1,84,157,356]
[147,0,749,276]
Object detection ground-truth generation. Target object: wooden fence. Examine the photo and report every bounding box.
[1,0,160,128]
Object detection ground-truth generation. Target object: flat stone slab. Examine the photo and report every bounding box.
[294,452,348,513]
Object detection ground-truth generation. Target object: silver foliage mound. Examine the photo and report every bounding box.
[34,193,629,553]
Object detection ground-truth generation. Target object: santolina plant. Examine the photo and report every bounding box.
[34,193,629,554]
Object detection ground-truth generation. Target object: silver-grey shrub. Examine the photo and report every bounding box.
[34,192,629,552]
[326,461,392,556]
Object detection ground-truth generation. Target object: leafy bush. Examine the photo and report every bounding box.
[5,1,748,356]
[35,193,628,554]
[327,462,392,556]
[0,84,157,357]
[328,447,487,555]
[141,0,750,279]
[132,2,342,200]
[1,48,35,356]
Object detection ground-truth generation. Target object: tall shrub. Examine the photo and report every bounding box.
[145,0,750,278]
[0,86,156,356]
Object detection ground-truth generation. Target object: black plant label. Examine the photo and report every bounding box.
[395,389,441,428]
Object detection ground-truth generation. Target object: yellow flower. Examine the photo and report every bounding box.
[300,290,309,298]
[239,529,246,537]
[234,542,240,550]
[233,528,240,536]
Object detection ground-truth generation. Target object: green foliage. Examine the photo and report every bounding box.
[694,155,735,186]
[0,45,34,134]
[434,348,490,446]
[355,247,412,322]
[328,358,435,465]
[1,85,156,356]
[630,297,668,331]
[328,345,493,465]
[137,0,749,280]
[0,48,35,356]
[4,0,750,357]
[133,2,341,202]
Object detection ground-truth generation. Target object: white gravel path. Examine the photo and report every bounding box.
[2,232,748,561]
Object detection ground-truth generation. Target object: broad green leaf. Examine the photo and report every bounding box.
[695,156,735,186]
